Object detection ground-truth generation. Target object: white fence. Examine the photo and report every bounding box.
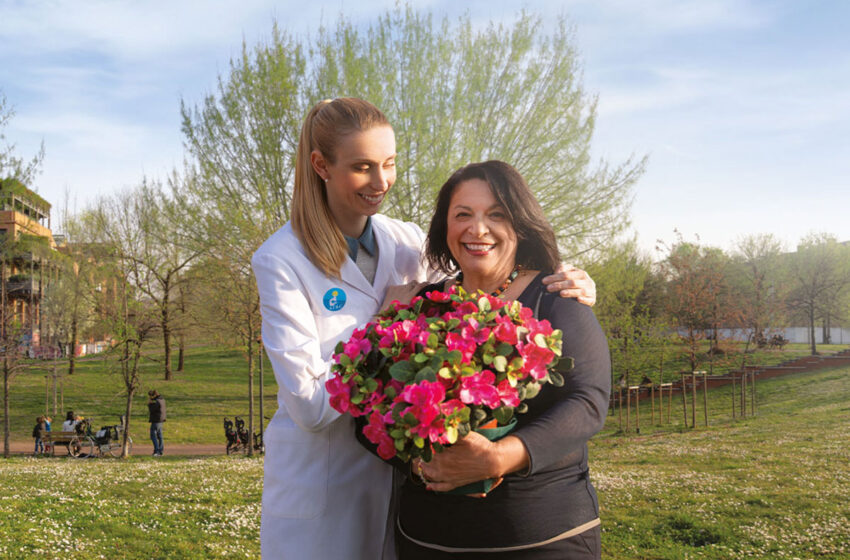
[715,327,850,345]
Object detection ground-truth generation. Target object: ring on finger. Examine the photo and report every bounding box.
[416,461,429,484]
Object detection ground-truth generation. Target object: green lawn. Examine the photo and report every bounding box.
[8,346,278,445]
[594,364,850,559]
[1,357,848,559]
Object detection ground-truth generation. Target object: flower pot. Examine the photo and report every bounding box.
[445,417,518,495]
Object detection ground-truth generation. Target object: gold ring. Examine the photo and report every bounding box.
[416,461,429,484]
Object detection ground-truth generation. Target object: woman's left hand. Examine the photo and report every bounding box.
[415,433,529,494]
[543,264,596,306]
[414,432,500,493]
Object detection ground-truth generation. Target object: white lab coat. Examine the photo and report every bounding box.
[252,214,436,560]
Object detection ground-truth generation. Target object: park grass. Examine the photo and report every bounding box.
[0,454,263,559]
[8,346,278,445]
[9,342,846,446]
[593,363,850,559]
[1,360,848,559]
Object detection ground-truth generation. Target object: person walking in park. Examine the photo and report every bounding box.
[32,416,46,455]
[252,97,597,559]
[148,390,166,456]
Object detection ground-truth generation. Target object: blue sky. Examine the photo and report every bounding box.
[1,0,848,257]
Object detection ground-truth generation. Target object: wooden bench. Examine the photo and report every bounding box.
[40,431,78,456]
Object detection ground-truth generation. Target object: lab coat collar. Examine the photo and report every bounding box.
[338,217,394,304]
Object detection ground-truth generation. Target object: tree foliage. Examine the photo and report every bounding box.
[0,92,44,186]
[180,7,642,258]
[786,233,850,355]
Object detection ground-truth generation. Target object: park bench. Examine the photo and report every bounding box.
[40,430,78,457]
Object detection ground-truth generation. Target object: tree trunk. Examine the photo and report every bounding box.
[177,337,185,372]
[247,333,255,457]
[121,387,135,458]
[3,356,9,458]
[69,315,77,376]
[809,307,817,355]
[1,259,6,340]
[258,340,264,451]
[162,299,172,381]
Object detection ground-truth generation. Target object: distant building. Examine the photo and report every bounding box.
[0,177,57,346]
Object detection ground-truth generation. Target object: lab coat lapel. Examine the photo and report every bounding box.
[340,255,379,303]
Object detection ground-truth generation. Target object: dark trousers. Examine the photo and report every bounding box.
[149,422,164,454]
[398,524,601,560]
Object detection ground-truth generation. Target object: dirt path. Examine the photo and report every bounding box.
[7,440,229,457]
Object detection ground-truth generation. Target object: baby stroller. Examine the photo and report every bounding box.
[224,416,250,455]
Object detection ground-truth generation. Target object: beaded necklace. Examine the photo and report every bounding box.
[456,267,519,298]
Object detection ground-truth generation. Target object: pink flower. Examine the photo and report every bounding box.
[363,411,396,460]
[326,376,356,415]
[518,341,556,380]
[446,332,476,363]
[496,379,520,407]
[343,337,372,362]
[426,289,453,302]
[461,318,491,344]
[400,380,447,442]
[493,314,519,345]
[459,370,501,408]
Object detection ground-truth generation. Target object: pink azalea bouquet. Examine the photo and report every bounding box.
[325,286,570,462]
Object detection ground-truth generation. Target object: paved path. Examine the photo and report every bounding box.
[7,440,229,457]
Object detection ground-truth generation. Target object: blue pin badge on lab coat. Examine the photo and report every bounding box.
[323,288,347,311]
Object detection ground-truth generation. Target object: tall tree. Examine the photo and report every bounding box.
[0,92,44,185]
[657,233,733,371]
[88,181,200,380]
[730,233,786,348]
[79,206,158,458]
[786,233,850,355]
[588,241,667,385]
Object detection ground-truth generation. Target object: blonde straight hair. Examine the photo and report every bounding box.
[291,98,391,278]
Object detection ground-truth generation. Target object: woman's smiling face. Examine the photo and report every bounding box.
[446,178,518,288]
[317,125,397,237]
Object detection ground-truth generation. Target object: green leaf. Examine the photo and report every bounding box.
[556,355,574,373]
[413,352,429,363]
[403,412,419,426]
[548,371,565,387]
[473,408,488,423]
[364,378,379,393]
[389,360,415,381]
[457,422,470,438]
[478,296,491,312]
[415,366,436,383]
[427,333,439,348]
[496,342,514,356]
[492,406,514,425]
[413,436,425,449]
[492,355,508,372]
[516,402,528,414]
[525,381,541,399]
